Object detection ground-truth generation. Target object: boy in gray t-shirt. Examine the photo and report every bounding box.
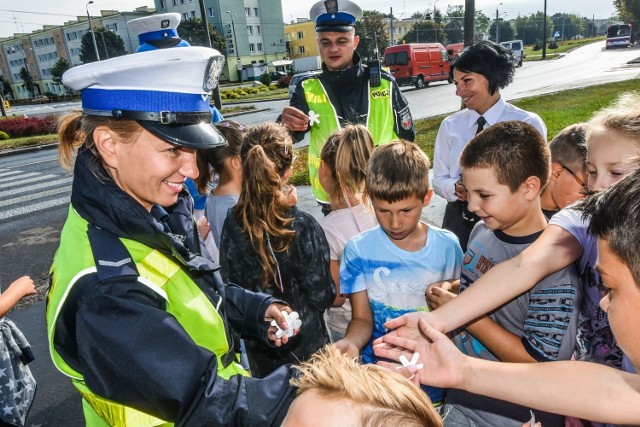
[427,121,581,427]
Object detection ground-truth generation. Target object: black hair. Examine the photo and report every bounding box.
[450,40,515,95]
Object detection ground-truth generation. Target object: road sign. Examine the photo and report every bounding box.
[553,31,560,38]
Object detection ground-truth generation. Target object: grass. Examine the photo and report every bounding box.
[0,134,57,149]
[524,36,605,60]
[288,79,640,186]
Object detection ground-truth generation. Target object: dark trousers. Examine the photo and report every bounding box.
[442,200,477,252]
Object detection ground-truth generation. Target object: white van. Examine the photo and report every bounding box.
[500,40,524,67]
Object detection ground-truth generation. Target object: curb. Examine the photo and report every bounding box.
[0,141,58,158]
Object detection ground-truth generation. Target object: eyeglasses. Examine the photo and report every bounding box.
[561,164,587,190]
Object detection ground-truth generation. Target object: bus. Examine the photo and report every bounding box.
[606,23,632,49]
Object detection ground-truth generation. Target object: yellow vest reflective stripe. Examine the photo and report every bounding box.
[302,77,397,202]
[47,206,247,426]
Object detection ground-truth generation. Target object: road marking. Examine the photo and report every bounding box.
[0,170,25,179]
[0,185,70,208]
[0,196,70,221]
[0,171,40,183]
[0,177,72,198]
[0,174,60,189]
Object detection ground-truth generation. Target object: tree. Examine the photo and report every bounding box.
[79,28,126,63]
[19,67,35,98]
[443,5,465,44]
[0,75,14,100]
[178,18,226,52]
[489,19,514,43]
[51,58,71,86]
[355,10,389,59]
[615,0,640,31]
[513,12,553,45]
[552,13,586,40]
[404,20,445,44]
[474,11,491,41]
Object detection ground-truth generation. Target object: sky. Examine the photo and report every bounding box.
[0,0,618,39]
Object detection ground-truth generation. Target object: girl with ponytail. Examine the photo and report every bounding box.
[219,122,335,378]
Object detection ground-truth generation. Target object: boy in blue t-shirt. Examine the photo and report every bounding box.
[427,121,581,427]
[338,141,463,408]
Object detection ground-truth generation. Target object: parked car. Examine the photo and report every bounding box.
[270,71,287,81]
[500,40,525,67]
[32,95,51,104]
[288,71,320,98]
[384,43,452,89]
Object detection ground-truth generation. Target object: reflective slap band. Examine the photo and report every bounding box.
[81,88,210,114]
[138,28,179,43]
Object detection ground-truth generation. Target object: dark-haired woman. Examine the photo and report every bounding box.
[432,40,547,251]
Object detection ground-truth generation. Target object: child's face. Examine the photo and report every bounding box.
[586,129,640,190]
[596,239,640,370]
[371,193,431,250]
[551,162,588,209]
[463,167,539,235]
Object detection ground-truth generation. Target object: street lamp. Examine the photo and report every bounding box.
[495,2,503,43]
[226,10,242,83]
[433,0,440,43]
[86,1,101,61]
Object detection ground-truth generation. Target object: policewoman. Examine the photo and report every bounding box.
[280,0,415,206]
[46,47,296,426]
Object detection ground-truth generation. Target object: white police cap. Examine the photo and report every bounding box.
[310,0,363,32]
[62,46,226,149]
[127,13,191,52]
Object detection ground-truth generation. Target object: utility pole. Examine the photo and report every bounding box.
[390,7,394,46]
[495,2,503,43]
[463,0,475,46]
[542,0,547,59]
[198,0,222,109]
[86,1,101,61]
[434,0,439,43]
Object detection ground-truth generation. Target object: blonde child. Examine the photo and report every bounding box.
[219,122,335,378]
[317,124,378,342]
[0,276,37,427]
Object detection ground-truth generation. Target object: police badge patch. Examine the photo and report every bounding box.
[401,110,412,130]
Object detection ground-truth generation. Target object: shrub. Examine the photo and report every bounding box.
[259,72,271,86]
[0,115,57,138]
[277,75,292,88]
[548,40,558,49]
[0,130,9,140]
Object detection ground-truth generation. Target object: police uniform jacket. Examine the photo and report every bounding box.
[48,148,295,426]
[288,52,416,143]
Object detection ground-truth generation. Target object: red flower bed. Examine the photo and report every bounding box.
[0,115,57,138]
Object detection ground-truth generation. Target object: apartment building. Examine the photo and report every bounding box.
[0,7,154,100]
[284,19,318,58]
[155,0,287,81]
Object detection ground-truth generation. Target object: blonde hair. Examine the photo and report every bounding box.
[320,124,374,201]
[291,346,442,427]
[587,91,640,148]
[57,111,142,172]
[366,140,431,203]
[234,122,295,287]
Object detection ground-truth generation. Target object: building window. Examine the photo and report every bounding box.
[297,31,304,39]
[208,7,214,17]
[257,42,262,52]
[180,0,185,4]
[190,10,196,17]
[172,0,177,5]
[249,43,255,52]
[160,0,166,8]
[298,46,305,53]
[245,7,250,16]
[254,8,259,16]
[247,26,253,35]
[255,25,260,35]
[183,12,189,20]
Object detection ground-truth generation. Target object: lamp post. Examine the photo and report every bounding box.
[433,0,440,43]
[226,10,242,83]
[495,2,503,43]
[86,1,101,62]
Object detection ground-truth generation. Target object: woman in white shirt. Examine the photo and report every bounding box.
[432,41,547,250]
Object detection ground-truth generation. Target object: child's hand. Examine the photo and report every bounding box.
[265,304,300,347]
[372,312,444,348]
[8,276,36,298]
[282,185,297,207]
[196,216,210,239]
[454,180,468,201]
[333,338,360,359]
[374,318,467,388]
[426,282,458,310]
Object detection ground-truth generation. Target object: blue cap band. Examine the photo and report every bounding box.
[138,28,179,44]
[81,88,210,114]
[316,11,356,26]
